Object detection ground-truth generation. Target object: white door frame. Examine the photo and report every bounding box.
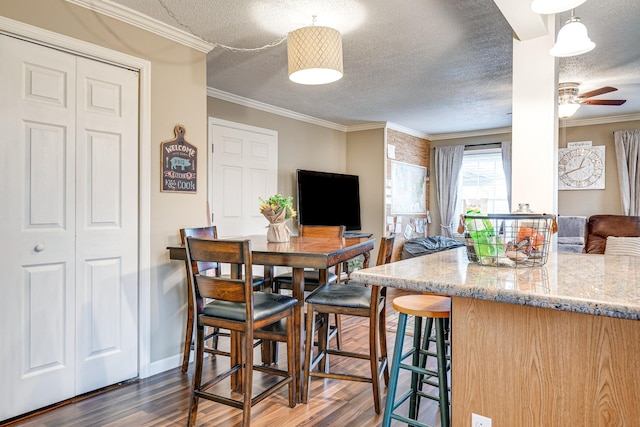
[0,17,153,378]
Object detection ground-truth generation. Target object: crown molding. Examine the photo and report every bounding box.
[207,88,434,136]
[66,0,213,53]
[346,122,387,132]
[430,126,513,141]
[562,113,640,128]
[207,87,348,132]
[385,122,431,139]
[207,85,640,137]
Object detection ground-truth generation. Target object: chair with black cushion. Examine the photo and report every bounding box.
[179,226,266,373]
[303,234,395,414]
[273,224,346,347]
[185,237,297,427]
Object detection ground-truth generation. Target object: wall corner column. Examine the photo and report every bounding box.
[511,14,558,214]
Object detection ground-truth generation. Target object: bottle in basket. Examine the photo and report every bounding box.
[465,209,497,259]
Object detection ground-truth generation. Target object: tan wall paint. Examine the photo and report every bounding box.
[558,120,640,216]
[346,128,385,255]
[0,0,208,363]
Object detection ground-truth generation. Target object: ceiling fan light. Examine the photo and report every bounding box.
[288,25,343,85]
[549,17,595,57]
[531,0,587,15]
[558,102,581,118]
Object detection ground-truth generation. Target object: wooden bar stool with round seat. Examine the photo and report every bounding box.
[383,295,451,427]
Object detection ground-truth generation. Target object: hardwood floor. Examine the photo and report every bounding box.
[5,289,446,427]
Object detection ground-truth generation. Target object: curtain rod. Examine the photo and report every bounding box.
[464,142,501,147]
[432,142,502,150]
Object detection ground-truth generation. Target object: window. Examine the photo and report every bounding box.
[452,148,509,234]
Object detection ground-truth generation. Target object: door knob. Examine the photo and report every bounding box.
[34,244,45,252]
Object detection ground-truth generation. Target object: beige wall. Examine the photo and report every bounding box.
[0,0,208,364]
[347,128,386,254]
[558,120,640,216]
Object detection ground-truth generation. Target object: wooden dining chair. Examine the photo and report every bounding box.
[272,224,346,291]
[179,226,266,373]
[272,224,346,348]
[185,237,297,427]
[303,234,395,414]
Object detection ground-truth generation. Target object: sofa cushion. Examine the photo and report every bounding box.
[584,215,640,254]
[604,236,640,256]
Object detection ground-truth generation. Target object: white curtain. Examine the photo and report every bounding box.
[434,145,464,237]
[614,129,640,215]
[501,141,512,212]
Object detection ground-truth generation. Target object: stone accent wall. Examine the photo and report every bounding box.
[386,129,430,261]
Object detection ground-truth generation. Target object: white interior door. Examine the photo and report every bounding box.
[0,35,139,420]
[209,118,278,237]
[0,34,78,419]
[74,56,139,394]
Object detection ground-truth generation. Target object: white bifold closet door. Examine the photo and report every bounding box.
[0,34,139,420]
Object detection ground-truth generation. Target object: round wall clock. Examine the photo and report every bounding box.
[558,145,605,190]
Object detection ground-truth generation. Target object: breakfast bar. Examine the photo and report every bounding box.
[350,247,640,426]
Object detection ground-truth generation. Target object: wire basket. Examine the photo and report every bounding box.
[460,214,557,267]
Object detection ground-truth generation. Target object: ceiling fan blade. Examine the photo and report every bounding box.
[578,86,617,99]
[583,99,627,106]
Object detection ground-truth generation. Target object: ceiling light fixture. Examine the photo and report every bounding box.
[558,102,581,118]
[530,0,586,15]
[549,9,595,57]
[287,16,343,85]
[558,82,581,118]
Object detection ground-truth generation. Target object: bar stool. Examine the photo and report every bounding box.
[383,295,451,427]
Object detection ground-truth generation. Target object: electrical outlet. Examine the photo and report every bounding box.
[472,413,492,427]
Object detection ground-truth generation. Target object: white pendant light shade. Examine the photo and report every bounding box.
[550,16,595,57]
[558,102,581,118]
[531,0,586,14]
[288,25,343,85]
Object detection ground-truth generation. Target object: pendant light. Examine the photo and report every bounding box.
[531,0,586,14]
[287,17,343,85]
[549,9,595,57]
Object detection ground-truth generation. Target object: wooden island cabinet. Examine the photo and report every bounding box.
[351,247,640,426]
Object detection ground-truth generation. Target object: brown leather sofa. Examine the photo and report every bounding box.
[584,215,640,254]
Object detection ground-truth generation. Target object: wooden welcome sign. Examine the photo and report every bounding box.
[161,125,197,192]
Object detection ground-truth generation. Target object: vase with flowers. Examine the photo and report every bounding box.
[259,194,297,242]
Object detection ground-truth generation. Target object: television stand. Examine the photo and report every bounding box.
[344,232,373,238]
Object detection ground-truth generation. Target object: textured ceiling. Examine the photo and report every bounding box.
[110,0,640,135]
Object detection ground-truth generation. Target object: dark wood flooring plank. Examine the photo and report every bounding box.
[7,289,444,427]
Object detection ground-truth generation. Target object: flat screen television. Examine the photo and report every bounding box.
[296,169,362,231]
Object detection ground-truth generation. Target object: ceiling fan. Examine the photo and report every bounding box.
[558,82,627,118]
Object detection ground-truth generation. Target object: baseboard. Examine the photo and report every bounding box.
[145,353,188,377]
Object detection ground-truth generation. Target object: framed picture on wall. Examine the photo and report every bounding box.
[390,160,427,214]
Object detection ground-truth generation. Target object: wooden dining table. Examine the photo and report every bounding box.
[167,233,375,402]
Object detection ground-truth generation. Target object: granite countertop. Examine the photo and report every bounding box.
[350,247,640,321]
